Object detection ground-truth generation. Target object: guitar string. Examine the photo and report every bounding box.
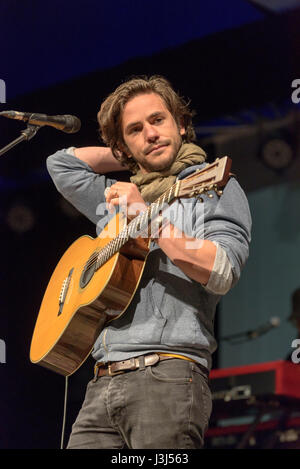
[82,209,150,271]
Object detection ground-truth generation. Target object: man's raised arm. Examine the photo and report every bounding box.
[46,146,126,225]
[73,146,128,173]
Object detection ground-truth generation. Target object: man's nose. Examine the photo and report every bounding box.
[144,123,159,141]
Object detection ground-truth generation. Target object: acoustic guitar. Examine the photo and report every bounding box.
[30,156,232,376]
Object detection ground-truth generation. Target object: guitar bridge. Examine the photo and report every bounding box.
[58,268,74,316]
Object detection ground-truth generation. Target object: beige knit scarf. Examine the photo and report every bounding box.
[130,142,206,203]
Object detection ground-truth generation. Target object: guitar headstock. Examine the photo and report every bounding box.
[177,156,232,198]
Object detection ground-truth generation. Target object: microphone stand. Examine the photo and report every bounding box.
[0,124,42,157]
[220,328,260,345]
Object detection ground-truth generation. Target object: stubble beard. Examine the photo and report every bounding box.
[138,138,182,173]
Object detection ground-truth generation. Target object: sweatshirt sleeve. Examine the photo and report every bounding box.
[46,148,117,226]
[196,176,252,287]
[158,174,251,291]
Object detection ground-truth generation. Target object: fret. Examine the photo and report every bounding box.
[147,203,153,220]
[119,227,127,240]
[129,217,138,237]
[114,236,121,252]
[168,185,174,203]
[141,210,149,230]
[150,201,158,219]
[161,191,167,208]
[174,181,180,198]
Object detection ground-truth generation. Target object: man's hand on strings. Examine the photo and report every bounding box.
[105,182,147,220]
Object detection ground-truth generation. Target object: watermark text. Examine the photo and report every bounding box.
[291,79,300,104]
[95,198,205,249]
[0,79,6,103]
[291,338,300,364]
[0,339,6,363]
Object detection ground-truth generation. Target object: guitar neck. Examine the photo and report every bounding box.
[95,181,180,269]
[127,181,179,237]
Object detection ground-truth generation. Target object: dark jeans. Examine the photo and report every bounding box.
[67,358,212,449]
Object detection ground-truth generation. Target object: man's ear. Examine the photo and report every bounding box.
[178,118,186,137]
[118,140,133,158]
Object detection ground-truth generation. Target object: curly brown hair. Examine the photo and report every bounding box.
[97,75,196,173]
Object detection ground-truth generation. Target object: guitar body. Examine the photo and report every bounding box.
[30,213,150,376]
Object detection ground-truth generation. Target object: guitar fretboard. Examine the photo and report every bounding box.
[91,181,179,271]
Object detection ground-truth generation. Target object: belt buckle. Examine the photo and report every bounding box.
[93,362,103,382]
[108,363,125,376]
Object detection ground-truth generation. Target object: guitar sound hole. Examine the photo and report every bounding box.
[80,254,97,288]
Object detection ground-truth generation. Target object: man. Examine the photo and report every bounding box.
[47,75,251,449]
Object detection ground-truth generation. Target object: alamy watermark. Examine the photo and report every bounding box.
[291,339,300,364]
[0,339,6,364]
[0,79,6,103]
[95,198,206,250]
[291,79,300,104]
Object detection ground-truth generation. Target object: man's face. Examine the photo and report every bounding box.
[121,92,185,174]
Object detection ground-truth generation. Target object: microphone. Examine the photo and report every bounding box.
[0,110,81,134]
[247,317,281,339]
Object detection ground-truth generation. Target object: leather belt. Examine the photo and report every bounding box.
[93,353,176,380]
